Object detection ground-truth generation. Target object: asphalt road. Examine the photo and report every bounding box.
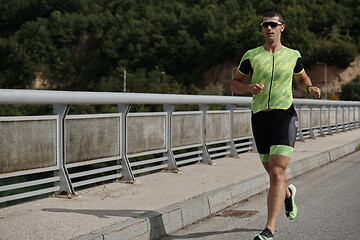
[162,150,360,240]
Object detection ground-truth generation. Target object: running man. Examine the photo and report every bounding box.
[231,11,321,240]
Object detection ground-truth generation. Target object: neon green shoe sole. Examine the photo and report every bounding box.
[254,235,274,240]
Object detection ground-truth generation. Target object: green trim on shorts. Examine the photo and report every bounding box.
[259,154,270,163]
[270,145,294,157]
[259,145,294,163]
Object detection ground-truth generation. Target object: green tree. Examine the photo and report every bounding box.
[340,75,360,101]
[0,0,358,103]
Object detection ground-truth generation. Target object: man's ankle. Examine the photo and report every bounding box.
[265,227,274,235]
[285,186,292,198]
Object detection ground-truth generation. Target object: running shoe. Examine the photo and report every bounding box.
[284,184,297,220]
[254,228,274,240]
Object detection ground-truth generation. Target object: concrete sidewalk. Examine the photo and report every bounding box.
[0,129,359,240]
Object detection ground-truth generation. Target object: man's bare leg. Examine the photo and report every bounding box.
[261,154,291,234]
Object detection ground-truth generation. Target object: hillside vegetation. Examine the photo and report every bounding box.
[0,0,358,95]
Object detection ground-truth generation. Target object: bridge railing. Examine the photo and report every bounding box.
[0,89,359,205]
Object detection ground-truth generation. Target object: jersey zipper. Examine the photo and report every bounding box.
[268,54,275,109]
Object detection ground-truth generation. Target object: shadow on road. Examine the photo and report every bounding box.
[162,227,261,239]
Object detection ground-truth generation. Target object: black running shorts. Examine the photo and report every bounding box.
[251,105,298,162]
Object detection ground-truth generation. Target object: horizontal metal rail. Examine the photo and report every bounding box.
[0,89,359,106]
[0,89,251,105]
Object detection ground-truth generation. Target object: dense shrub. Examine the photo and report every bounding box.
[0,0,358,94]
[340,75,360,101]
[314,40,357,68]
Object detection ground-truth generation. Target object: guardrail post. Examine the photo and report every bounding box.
[354,106,357,129]
[227,104,237,157]
[349,106,353,131]
[327,105,333,135]
[335,105,340,133]
[319,105,325,137]
[309,106,316,139]
[199,104,213,164]
[342,106,347,132]
[163,104,179,172]
[358,106,360,128]
[353,106,356,129]
[296,105,304,141]
[117,104,135,182]
[53,104,75,196]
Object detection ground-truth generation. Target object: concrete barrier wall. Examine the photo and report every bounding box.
[1,107,358,175]
[172,112,201,148]
[127,113,166,154]
[65,115,121,164]
[321,108,329,125]
[297,107,354,129]
[233,110,252,138]
[0,117,57,174]
[330,108,337,126]
[206,111,230,143]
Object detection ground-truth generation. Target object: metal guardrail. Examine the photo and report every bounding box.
[0,89,359,205]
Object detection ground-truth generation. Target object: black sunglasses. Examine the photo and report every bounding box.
[261,21,283,28]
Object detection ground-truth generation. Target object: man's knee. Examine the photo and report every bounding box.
[269,166,287,183]
[268,154,290,182]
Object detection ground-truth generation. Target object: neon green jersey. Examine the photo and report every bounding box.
[238,46,304,113]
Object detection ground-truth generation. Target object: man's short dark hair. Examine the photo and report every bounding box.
[262,11,285,24]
